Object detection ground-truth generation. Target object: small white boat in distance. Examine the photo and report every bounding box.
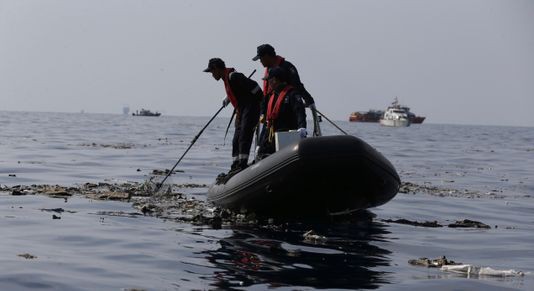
[379,97,411,127]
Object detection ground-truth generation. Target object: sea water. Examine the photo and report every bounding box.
[1,111,533,290]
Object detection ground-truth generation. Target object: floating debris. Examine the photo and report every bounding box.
[409,256,459,267]
[18,253,37,259]
[151,169,185,176]
[408,256,525,278]
[384,218,491,229]
[40,208,77,214]
[79,143,135,149]
[448,219,491,229]
[11,189,25,196]
[303,230,328,243]
[94,211,143,218]
[44,190,72,198]
[383,219,443,228]
[41,208,64,213]
[398,181,492,198]
[87,191,131,201]
[408,256,525,277]
[441,264,525,277]
[0,181,219,225]
[176,183,207,188]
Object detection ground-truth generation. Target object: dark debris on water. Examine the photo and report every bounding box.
[409,256,459,268]
[0,181,498,229]
[382,218,492,229]
[18,253,37,259]
[399,181,506,199]
[382,219,443,228]
[448,219,491,229]
[1,181,251,228]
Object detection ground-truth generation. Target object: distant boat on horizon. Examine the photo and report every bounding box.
[349,110,384,122]
[132,109,161,117]
[379,97,411,127]
[349,97,425,124]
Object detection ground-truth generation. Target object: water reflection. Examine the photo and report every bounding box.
[204,214,393,290]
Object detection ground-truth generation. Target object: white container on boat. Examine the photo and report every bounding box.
[275,131,302,151]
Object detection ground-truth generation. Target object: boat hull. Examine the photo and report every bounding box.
[379,119,411,127]
[132,113,161,117]
[349,111,383,122]
[207,135,400,218]
[411,116,426,124]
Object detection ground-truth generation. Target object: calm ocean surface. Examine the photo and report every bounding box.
[1,111,533,290]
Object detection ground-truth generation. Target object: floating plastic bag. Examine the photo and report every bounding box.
[441,264,525,277]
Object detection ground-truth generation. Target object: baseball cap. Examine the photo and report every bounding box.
[252,44,276,61]
[203,58,225,72]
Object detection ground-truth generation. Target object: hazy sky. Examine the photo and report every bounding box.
[1,0,533,126]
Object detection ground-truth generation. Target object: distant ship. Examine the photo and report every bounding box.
[379,98,411,127]
[132,109,161,117]
[401,102,426,124]
[349,110,384,122]
[410,115,426,124]
[349,98,425,124]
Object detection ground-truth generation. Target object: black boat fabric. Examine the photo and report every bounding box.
[208,135,400,218]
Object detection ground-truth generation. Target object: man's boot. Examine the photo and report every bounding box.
[226,159,248,179]
[238,159,249,170]
[229,159,239,171]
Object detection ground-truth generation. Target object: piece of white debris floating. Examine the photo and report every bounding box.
[441,264,525,277]
[303,230,327,242]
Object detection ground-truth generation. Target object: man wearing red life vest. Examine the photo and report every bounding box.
[257,67,307,158]
[203,58,262,174]
[252,44,316,123]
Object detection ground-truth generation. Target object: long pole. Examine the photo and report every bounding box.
[314,109,349,135]
[155,105,226,192]
[155,69,257,192]
[222,108,235,146]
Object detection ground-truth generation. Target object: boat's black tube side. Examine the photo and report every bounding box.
[300,136,400,184]
[207,141,302,208]
[208,135,400,218]
[295,135,400,213]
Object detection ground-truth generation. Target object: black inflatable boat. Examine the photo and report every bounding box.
[207,135,400,218]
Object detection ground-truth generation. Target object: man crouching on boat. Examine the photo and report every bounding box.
[203,58,262,175]
[257,67,307,159]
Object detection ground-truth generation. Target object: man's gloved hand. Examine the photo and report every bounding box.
[259,114,265,124]
[297,128,307,138]
[308,103,317,111]
[222,97,230,107]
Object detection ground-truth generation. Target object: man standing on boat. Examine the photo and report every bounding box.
[257,67,307,158]
[252,44,316,117]
[203,58,262,174]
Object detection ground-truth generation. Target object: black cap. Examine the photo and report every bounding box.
[203,58,225,72]
[252,44,276,61]
[262,67,288,82]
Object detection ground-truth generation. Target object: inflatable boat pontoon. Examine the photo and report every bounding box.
[207,135,400,218]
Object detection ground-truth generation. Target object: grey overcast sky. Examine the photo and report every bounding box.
[1,0,533,126]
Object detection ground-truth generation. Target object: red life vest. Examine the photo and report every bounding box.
[223,68,238,108]
[263,56,285,97]
[266,85,294,128]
